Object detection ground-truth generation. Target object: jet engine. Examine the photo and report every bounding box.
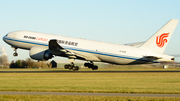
[29,47,53,60]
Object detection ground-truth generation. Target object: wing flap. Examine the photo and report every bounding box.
[73,51,101,61]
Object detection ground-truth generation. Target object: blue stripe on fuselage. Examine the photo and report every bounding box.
[4,37,155,63]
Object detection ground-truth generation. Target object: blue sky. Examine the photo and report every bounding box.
[1,0,180,62]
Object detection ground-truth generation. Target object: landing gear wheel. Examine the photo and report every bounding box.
[75,66,79,71]
[92,65,98,70]
[64,64,70,69]
[72,66,79,71]
[72,66,76,71]
[84,62,98,70]
[13,53,18,56]
[69,65,74,70]
[93,66,98,70]
[64,63,79,71]
[13,48,18,56]
[84,63,89,67]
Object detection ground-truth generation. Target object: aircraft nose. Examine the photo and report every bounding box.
[3,34,8,42]
[3,32,14,43]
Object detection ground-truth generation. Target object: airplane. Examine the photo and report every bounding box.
[3,19,179,71]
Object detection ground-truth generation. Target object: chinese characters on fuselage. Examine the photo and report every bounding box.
[57,40,78,46]
[23,35,78,46]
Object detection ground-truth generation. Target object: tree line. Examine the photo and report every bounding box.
[0,55,8,68]
[0,55,52,68]
[10,58,52,68]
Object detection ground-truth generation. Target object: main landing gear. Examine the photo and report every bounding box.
[84,61,98,70]
[64,61,98,71]
[13,48,18,56]
[64,62,79,71]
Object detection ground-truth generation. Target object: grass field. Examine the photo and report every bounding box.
[0,95,180,101]
[0,70,180,94]
[1,66,180,71]
[0,68,180,100]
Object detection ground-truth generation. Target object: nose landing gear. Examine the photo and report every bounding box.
[13,53,18,56]
[13,48,18,56]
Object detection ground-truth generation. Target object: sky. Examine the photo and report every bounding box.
[1,0,180,62]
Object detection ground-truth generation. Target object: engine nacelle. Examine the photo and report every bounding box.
[29,47,53,60]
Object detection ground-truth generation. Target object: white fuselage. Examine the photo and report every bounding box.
[3,31,174,64]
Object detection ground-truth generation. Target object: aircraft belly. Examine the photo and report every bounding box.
[69,49,146,64]
[98,55,134,64]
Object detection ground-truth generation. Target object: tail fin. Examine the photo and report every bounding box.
[140,19,179,53]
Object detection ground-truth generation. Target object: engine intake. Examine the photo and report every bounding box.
[29,47,53,60]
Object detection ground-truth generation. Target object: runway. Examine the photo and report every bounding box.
[0,91,179,97]
[0,70,180,73]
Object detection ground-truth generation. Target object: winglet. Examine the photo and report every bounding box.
[140,19,179,53]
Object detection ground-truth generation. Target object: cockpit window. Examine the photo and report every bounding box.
[5,34,8,36]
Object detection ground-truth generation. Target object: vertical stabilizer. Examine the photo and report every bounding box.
[140,19,179,53]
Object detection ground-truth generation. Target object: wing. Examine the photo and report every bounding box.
[49,39,101,61]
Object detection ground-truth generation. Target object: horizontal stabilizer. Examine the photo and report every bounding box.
[143,56,162,60]
[124,41,145,47]
[169,54,180,57]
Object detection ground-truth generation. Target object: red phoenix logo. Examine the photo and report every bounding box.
[156,33,169,48]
